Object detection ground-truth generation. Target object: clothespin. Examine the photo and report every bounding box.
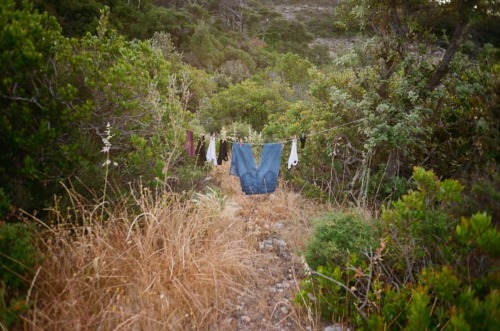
[239,138,243,147]
[293,134,297,142]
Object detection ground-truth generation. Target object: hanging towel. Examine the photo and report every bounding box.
[206,135,217,165]
[195,136,206,163]
[230,143,283,195]
[184,130,195,156]
[287,138,298,169]
[217,140,228,165]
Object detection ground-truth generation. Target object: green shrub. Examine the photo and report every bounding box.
[266,18,313,45]
[0,222,40,328]
[381,167,464,280]
[297,167,500,330]
[204,79,289,132]
[304,211,376,270]
[456,212,500,258]
[361,265,500,331]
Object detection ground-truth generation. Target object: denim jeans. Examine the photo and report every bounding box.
[230,143,283,195]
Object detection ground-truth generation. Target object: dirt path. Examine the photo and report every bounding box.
[209,165,327,330]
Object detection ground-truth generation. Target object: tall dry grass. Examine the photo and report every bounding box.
[23,159,326,330]
[24,182,257,330]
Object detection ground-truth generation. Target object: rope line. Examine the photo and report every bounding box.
[178,117,367,145]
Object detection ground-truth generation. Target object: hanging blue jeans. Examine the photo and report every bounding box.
[230,143,283,195]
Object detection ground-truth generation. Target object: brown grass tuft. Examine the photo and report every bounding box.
[25,183,257,330]
[25,161,326,330]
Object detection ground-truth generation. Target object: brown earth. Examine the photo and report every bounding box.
[209,163,349,331]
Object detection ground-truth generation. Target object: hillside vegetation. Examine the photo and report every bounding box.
[1,0,499,329]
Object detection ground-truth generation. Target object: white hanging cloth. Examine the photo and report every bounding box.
[287,137,298,169]
[206,135,217,165]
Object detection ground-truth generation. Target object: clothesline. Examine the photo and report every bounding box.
[183,117,369,195]
[178,117,367,145]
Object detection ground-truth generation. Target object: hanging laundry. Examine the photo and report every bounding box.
[217,139,228,165]
[184,130,195,156]
[195,136,206,163]
[300,133,307,149]
[230,143,283,195]
[288,137,298,169]
[206,134,217,165]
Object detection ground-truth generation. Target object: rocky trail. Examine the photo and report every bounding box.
[209,165,349,331]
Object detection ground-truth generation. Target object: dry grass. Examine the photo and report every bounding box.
[24,181,257,330]
[23,162,325,330]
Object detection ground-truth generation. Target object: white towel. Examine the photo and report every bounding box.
[206,136,217,165]
[287,139,298,169]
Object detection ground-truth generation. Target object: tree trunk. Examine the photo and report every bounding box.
[426,0,477,91]
[426,20,468,91]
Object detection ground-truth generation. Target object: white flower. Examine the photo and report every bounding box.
[301,256,312,276]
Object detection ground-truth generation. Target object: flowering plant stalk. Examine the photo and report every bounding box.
[101,122,116,221]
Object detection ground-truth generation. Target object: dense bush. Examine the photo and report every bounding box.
[203,79,290,132]
[381,167,464,281]
[0,223,40,328]
[304,212,377,270]
[298,167,500,329]
[0,0,83,213]
[1,3,189,216]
